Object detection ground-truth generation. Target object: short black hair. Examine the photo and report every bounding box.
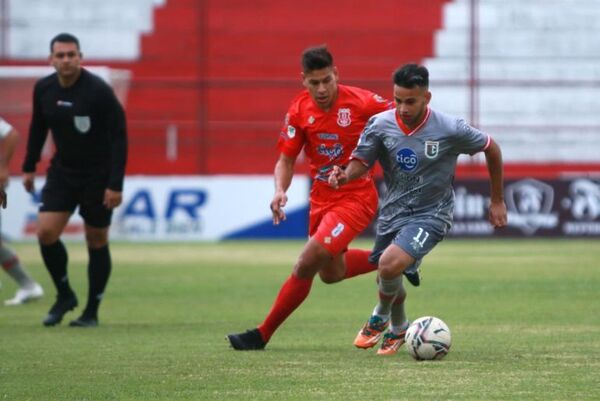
[393,64,429,89]
[50,33,80,52]
[301,45,333,73]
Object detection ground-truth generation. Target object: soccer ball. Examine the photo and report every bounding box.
[404,316,451,360]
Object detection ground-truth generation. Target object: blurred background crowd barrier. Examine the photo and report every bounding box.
[1,0,599,239]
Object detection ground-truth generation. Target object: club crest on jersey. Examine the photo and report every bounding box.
[337,108,351,127]
[383,137,397,149]
[287,125,296,138]
[308,115,315,124]
[425,141,439,159]
[74,116,91,134]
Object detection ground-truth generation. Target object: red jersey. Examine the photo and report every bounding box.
[277,84,392,202]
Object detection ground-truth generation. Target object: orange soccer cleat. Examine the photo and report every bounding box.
[377,329,408,356]
[353,315,389,349]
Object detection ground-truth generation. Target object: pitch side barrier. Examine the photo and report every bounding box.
[372,177,600,238]
[2,176,309,241]
[3,175,599,240]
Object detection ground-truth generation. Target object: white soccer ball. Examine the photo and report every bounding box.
[404,316,451,360]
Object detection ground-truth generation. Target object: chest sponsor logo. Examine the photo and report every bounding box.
[424,141,439,159]
[287,125,296,138]
[396,148,418,172]
[317,143,343,160]
[317,133,339,140]
[74,116,91,134]
[337,108,351,127]
[57,100,73,107]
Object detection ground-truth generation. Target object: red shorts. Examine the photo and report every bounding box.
[309,182,378,256]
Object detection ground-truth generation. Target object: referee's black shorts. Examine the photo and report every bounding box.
[39,166,113,228]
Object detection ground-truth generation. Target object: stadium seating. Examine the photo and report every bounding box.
[2,0,599,176]
[7,0,163,59]
[424,0,600,172]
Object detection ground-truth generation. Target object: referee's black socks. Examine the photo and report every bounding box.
[40,240,74,298]
[83,245,112,318]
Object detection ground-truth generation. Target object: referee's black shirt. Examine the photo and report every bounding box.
[22,68,128,191]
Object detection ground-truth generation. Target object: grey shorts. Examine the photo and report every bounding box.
[368,216,451,272]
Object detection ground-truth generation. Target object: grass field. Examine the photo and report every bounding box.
[1,239,599,401]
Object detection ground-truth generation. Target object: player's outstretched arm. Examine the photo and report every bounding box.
[271,153,295,225]
[484,139,507,228]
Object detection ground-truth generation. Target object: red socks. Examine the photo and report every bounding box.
[343,249,377,279]
[256,249,375,343]
[258,274,313,342]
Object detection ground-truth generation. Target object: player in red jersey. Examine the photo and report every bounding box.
[227,45,393,350]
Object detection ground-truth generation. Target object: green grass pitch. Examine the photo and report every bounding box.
[1,239,599,400]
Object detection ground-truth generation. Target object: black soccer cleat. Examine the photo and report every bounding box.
[227,328,267,350]
[43,294,78,326]
[403,269,421,287]
[69,315,99,328]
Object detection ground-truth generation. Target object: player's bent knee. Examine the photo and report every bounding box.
[317,255,346,284]
[293,249,331,279]
[37,228,60,245]
[318,270,344,284]
[378,247,413,279]
[378,258,408,280]
[84,227,109,248]
[85,235,108,249]
[293,257,321,279]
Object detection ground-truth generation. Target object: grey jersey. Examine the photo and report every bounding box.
[352,108,490,234]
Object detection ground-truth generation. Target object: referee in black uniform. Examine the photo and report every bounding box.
[22,33,127,327]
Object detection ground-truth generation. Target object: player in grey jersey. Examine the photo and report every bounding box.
[329,64,507,356]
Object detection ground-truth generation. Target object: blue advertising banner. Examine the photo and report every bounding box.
[2,176,310,241]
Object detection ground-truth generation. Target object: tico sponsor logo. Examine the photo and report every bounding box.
[396,148,418,172]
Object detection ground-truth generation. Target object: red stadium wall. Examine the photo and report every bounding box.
[10,0,571,178]
[3,0,598,178]
[111,0,450,175]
